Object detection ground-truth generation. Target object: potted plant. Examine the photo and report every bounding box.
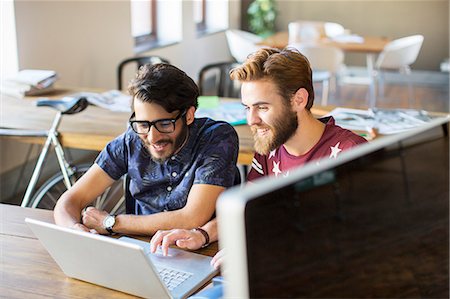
[247,0,277,38]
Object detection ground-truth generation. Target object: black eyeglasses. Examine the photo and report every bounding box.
[129,109,187,134]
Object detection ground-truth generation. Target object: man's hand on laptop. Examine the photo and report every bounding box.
[210,249,225,270]
[150,229,206,256]
[72,222,99,234]
[81,206,109,234]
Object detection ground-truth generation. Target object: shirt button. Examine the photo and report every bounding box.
[172,172,177,177]
[167,186,172,192]
[171,156,176,160]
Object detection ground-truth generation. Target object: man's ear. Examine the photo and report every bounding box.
[186,106,196,125]
[291,88,309,110]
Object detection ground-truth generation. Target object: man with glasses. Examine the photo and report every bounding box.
[54,63,239,236]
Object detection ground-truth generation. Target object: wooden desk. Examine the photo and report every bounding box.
[0,89,255,165]
[260,31,389,53]
[0,89,341,167]
[0,203,218,298]
[260,32,390,107]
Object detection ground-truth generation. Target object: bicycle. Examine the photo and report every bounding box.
[0,96,126,213]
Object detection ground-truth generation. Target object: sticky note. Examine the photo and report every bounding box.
[198,96,220,109]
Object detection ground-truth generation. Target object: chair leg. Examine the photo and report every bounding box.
[402,66,414,108]
[378,71,385,99]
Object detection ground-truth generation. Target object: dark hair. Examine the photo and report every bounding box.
[128,63,199,112]
[230,47,314,110]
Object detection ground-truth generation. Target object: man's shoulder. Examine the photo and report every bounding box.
[323,117,367,146]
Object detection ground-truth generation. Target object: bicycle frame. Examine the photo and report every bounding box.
[21,111,75,207]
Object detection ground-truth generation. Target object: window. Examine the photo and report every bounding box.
[1,0,19,79]
[130,0,181,53]
[195,0,228,36]
[194,0,206,31]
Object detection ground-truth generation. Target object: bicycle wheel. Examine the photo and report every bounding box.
[29,163,126,214]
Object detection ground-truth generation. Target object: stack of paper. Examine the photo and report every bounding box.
[327,107,437,135]
[331,34,364,44]
[69,90,132,112]
[1,69,58,98]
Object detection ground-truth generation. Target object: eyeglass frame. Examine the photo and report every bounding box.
[129,109,187,134]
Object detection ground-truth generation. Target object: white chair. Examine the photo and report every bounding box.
[291,44,345,106]
[288,21,323,44]
[324,22,345,38]
[375,35,424,106]
[288,21,346,44]
[225,29,263,63]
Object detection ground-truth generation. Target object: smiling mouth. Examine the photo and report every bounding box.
[151,141,171,152]
[254,127,270,136]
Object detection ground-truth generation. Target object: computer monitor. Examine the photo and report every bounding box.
[217,117,449,298]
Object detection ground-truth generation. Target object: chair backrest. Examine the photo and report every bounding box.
[117,56,169,90]
[291,43,344,73]
[198,62,241,98]
[288,21,323,44]
[375,35,424,70]
[225,29,262,63]
[289,21,346,44]
[324,22,345,38]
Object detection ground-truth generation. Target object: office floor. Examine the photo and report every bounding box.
[327,68,449,112]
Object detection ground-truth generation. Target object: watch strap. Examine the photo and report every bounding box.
[193,227,210,248]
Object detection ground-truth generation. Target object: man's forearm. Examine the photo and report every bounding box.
[113,208,211,236]
[54,193,83,228]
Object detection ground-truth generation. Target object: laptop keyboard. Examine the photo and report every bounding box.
[158,267,193,291]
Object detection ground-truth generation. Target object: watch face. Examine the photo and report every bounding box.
[104,216,115,228]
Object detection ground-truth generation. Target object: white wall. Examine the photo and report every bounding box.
[14,0,240,89]
[273,0,449,71]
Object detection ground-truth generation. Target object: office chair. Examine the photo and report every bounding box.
[117,56,169,90]
[374,35,424,106]
[288,21,346,44]
[198,62,242,98]
[225,29,262,63]
[292,43,345,106]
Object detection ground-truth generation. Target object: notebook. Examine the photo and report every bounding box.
[25,218,218,299]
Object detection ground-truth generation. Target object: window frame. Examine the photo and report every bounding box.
[132,0,159,53]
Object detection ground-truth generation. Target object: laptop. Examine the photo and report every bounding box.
[25,218,218,299]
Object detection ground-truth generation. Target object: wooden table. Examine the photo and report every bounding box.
[0,203,218,298]
[260,32,390,107]
[260,31,389,53]
[0,88,255,165]
[0,89,335,166]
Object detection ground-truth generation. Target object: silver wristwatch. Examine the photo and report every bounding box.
[103,215,116,234]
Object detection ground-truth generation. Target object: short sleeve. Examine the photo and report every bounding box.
[95,132,129,180]
[193,122,239,188]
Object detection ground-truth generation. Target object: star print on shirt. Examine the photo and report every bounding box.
[272,161,282,177]
[269,149,276,159]
[329,142,343,159]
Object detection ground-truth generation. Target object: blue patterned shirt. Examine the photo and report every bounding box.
[95,118,239,215]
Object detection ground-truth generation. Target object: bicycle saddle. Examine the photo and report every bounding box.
[36,96,89,115]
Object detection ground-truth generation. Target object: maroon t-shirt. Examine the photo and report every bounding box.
[247,117,367,181]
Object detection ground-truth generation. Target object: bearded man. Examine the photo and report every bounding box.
[150,47,367,268]
[54,63,239,236]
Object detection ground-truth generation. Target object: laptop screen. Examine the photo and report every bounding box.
[218,118,449,298]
